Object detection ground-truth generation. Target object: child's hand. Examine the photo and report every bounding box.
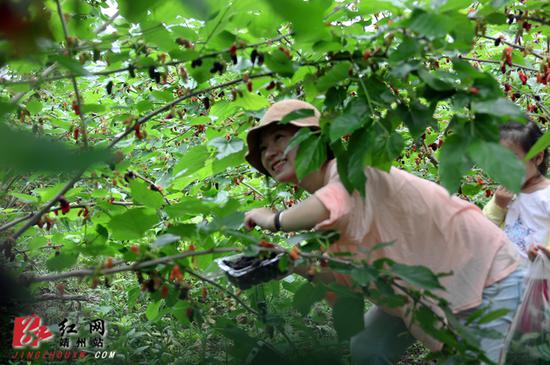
[494,186,515,209]
[527,243,550,261]
[244,208,276,231]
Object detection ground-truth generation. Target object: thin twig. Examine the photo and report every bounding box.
[458,55,538,72]
[479,34,543,60]
[95,11,119,34]
[131,171,171,205]
[27,247,240,283]
[184,268,259,316]
[240,181,265,199]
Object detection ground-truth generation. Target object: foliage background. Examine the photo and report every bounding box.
[1,0,549,364]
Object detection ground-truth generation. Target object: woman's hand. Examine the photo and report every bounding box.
[244,208,276,231]
[527,243,550,261]
[494,186,515,209]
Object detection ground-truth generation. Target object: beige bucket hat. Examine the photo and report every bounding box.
[245,99,321,175]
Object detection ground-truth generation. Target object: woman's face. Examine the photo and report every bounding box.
[259,125,300,183]
[501,139,542,184]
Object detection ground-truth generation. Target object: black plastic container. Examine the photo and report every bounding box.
[216,252,288,289]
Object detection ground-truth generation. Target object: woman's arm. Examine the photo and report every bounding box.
[244,195,330,232]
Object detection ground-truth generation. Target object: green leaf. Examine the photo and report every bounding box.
[146,300,162,321]
[317,62,352,92]
[280,108,315,125]
[391,263,444,290]
[46,251,79,271]
[233,92,270,110]
[389,36,421,63]
[295,133,327,181]
[119,0,157,22]
[108,208,159,240]
[285,128,314,155]
[477,308,510,324]
[207,137,244,159]
[293,282,326,315]
[329,98,369,142]
[472,98,525,120]
[129,179,164,209]
[263,0,329,43]
[26,99,43,115]
[397,102,436,139]
[332,293,364,341]
[526,130,550,160]
[408,10,451,39]
[173,145,211,177]
[439,134,472,193]
[264,50,295,77]
[467,140,525,193]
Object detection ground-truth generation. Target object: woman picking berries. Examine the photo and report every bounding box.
[243,99,524,364]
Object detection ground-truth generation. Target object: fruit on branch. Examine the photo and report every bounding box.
[191,58,202,68]
[201,287,208,301]
[176,38,194,48]
[247,81,253,92]
[93,49,101,61]
[148,66,161,83]
[278,46,291,58]
[266,81,275,90]
[170,265,183,282]
[134,123,144,140]
[518,70,527,85]
[503,47,513,67]
[106,80,113,95]
[123,171,135,182]
[73,127,79,142]
[128,64,136,78]
[522,22,532,31]
[71,100,80,115]
[149,184,162,192]
[485,189,493,197]
[209,61,223,74]
[363,49,371,60]
[130,245,140,255]
[289,246,300,261]
[257,53,264,65]
[250,49,258,64]
[202,97,210,110]
[104,257,113,269]
[58,196,70,215]
[186,307,194,322]
[161,284,169,298]
[469,86,480,95]
[504,83,512,92]
[494,37,502,46]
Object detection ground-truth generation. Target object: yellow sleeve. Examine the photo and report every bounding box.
[546,231,550,248]
[482,195,507,227]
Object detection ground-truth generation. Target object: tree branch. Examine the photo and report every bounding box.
[35,294,99,302]
[0,33,292,87]
[479,34,544,60]
[458,55,538,72]
[26,247,240,283]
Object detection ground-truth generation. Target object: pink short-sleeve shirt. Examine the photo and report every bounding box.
[313,160,520,351]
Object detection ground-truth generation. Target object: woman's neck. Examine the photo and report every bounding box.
[298,160,331,193]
